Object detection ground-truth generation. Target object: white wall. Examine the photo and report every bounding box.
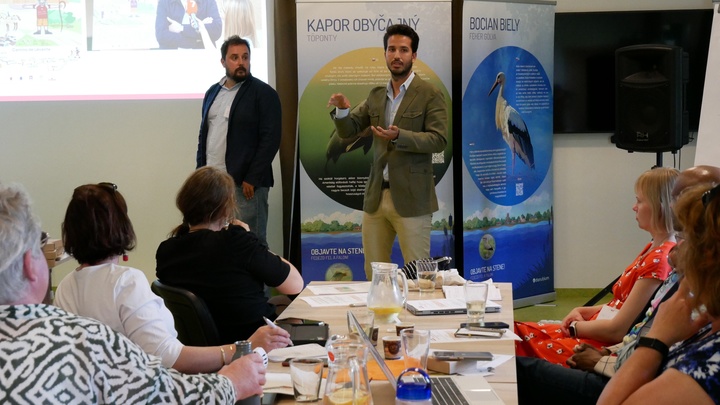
[553,135,697,288]
[0,100,284,289]
[550,0,711,287]
[0,0,712,289]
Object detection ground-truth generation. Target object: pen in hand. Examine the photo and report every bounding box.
[264,316,293,346]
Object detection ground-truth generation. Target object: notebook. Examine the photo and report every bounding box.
[347,312,505,405]
[405,298,502,316]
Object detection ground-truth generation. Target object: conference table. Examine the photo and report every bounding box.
[269,281,518,404]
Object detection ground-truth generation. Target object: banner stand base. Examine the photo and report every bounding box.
[513,291,557,310]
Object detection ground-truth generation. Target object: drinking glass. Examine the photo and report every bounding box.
[290,358,323,402]
[464,281,489,324]
[400,329,430,370]
[416,260,438,293]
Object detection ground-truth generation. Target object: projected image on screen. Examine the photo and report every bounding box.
[0,0,267,101]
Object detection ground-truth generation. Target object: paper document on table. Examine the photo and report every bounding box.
[474,353,513,375]
[448,354,512,376]
[263,373,328,398]
[262,373,293,395]
[430,329,521,342]
[306,282,371,295]
[268,343,327,362]
[299,293,367,307]
[443,282,502,301]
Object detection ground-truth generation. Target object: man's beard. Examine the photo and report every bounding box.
[388,60,412,79]
[227,67,248,82]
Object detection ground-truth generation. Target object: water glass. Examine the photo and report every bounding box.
[464,281,489,324]
[416,260,438,293]
[400,329,431,370]
[347,309,375,338]
[289,358,323,402]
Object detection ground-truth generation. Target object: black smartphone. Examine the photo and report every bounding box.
[461,322,509,329]
[433,351,494,361]
[276,323,330,346]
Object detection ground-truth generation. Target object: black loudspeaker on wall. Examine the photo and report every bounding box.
[614,44,689,153]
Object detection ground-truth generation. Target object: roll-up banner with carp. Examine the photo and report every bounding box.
[296,0,453,282]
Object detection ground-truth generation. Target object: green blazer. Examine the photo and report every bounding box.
[332,76,448,217]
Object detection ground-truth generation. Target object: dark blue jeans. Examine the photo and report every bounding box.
[235,186,269,247]
[516,356,609,405]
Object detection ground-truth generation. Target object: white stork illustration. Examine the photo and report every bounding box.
[488,72,535,174]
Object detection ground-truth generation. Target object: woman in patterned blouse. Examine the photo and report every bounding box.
[598,183,720,405]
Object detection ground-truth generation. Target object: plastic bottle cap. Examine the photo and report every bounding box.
[396,368,432,401]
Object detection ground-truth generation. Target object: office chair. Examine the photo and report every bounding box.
[151,279,221,346]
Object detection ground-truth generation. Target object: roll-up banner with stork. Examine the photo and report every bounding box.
[461,0,556,305]
[296,0,454,282]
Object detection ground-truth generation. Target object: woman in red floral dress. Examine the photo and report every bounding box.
[515,167,679,365]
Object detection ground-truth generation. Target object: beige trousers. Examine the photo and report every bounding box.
[362,189,431,280]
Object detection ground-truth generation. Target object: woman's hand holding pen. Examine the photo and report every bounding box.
[248,322,293,352]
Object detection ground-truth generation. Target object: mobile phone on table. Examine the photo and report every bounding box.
[454,327,504,338]
[460,322,509,329]
[433,351,494,361]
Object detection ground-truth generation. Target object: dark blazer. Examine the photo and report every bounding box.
[333,77,448,217]
[197,74,281,188]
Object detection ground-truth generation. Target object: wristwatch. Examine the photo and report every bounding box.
[568,321,578,338]
[636,337,669,358]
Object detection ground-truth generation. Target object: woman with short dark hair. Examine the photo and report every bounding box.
[54,182,290,374]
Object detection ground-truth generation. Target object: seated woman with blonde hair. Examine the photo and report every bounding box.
[515,167,679,365]
[54,182,291,374]
[598,183,720,404]
[156,166,304,344]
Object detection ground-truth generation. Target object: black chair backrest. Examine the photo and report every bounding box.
[151,279,221,346]
[583,275,621,307]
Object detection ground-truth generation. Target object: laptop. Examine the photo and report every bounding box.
[348,312,505,405]
[405,298,502,316]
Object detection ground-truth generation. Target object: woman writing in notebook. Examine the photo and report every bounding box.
[515,167,678,365]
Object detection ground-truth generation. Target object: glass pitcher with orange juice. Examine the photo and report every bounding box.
[367,262,408,324]
[323,334,373,405]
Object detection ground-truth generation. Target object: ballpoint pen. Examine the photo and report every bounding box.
[263,316,293,346]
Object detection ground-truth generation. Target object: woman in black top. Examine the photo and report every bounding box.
[157,166,304,343]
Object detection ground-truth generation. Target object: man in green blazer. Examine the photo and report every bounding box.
[327,24,448,280]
